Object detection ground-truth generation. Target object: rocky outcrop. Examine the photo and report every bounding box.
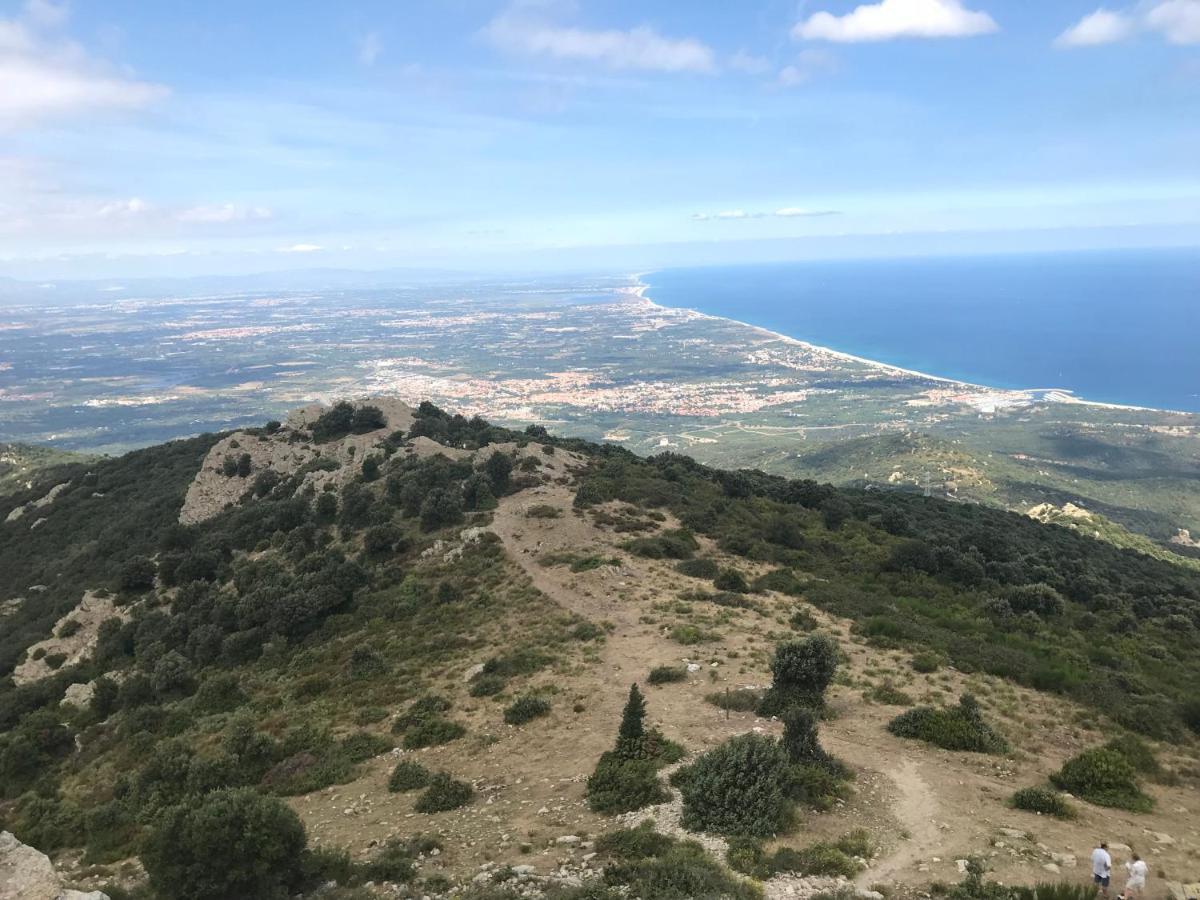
[0,831,109,900]
[13,591,129,686]
[179,397,416,525]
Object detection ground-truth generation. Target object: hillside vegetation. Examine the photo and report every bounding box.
[0,400,1197,900]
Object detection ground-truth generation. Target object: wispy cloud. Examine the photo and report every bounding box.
[484,4,716,73]
[1057,1,1200,47]
[777,49,840,86]
[176,204,273,224]
[0,1,166,128]
[279,243,323,254]
[728,50,770,75]
[1055,9,1136,46]
[693,207,840,221]
[794,0,998,43]
[358,32,382,66]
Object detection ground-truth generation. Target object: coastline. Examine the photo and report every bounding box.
[627,274,1189,417]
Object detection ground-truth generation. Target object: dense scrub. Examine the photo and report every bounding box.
[571,449,1200,739]
[0,405,581,880]
[888,694,1010,754]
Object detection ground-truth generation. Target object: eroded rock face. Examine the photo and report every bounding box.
[179,397,416,525]
[13,591,129,686]
[0,831,109,900]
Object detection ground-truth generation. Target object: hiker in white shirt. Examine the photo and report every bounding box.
[1092,842,1113,898]
[1121,853,1148,900]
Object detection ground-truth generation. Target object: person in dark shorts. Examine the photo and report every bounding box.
[1092,842,1113,898]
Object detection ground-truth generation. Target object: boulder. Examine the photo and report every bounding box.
[0,831,110,900]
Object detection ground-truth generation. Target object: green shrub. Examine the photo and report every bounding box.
[789,609,818,631]
[402,718,466,750]
[392,695,452,731]
[470,673,507,697]
[56,620,81,639]
[388,760,431,792]
[141,788,307,900]
[706,688,762,712]
[1009,787,1076,819]
[1050,748,1153,812]
[1103,735,1161,778]
[867,682,914,706]
[911,651,942,673]
[572,622,605,642]
[680,733,791,837]
[596,822,677,860]
[339,732,393,763]
[504,696,551,725]
[193,672,246,714]
[677,558,719,579]
[670,624,718,645]
[415,772,474,813]
[587,752,668,814]
[888,694,1009,754]
[714,569,750,593]
[603,839,761,900]
[786,762,851,811]
[647,665,687,685]
[769,843,861,879]
[1181,699,1200,735]
[760,634,840,715]
[526,504,561,519]
[624,528,699,560]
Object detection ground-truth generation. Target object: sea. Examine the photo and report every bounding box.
[643,248,1200,413]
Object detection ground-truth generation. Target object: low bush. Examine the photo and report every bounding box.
[714,569,750,593]
[596,822,677,860]
[706,688,762,712]
[671,624,718,645]
[867,682,914,706]
[727,832,868,880]
[586,753,668,814]
[141,788,307,900]
[414,772,474,813]
[1050,748,1153,812]
[647,665,687,685]
[339,732,393,763]
[402,718,466,750]
[1103,735,1161,778]
[888,694,1009,754]
[603,838,760,900]
[676,558,719,579]
[388,760,431,792]
[470,674,507,697]
[680,733,792,837]
[571,622,605,642]
[911,651,943,673]
[504,695,551,725]
[1009,787,1076,819]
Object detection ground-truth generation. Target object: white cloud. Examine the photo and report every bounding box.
[0,4,166,127]
[176,204,273,224]
[1055,9,1136,46]
[359,32,382,66]
[777,49,839,86]
[1056,1,1200,47]
[279,243,323,253]
[1146,0,1200,44]
[729,49,770,74]
[23,0,68,29]
[794,0,998,42]
[693,207,840,221]
[484,5,716,73]
[775,207,840,218]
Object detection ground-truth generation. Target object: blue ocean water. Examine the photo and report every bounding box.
[643,249,1200,413]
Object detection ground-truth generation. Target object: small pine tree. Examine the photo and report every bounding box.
[781,706,827,765]
[619,684,646,741]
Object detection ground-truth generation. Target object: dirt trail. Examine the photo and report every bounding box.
[855,757,942,886]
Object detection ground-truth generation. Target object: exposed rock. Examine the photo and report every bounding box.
[180,397,415,525]
[0,831,110,900]
[14,591,129,686]
[61,682,96,708]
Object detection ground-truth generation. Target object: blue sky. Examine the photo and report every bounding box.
[1,0,1198,278]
